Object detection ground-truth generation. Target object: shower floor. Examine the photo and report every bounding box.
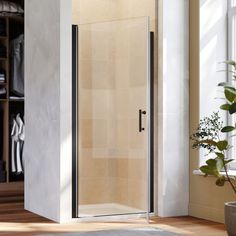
[78,203,144,217]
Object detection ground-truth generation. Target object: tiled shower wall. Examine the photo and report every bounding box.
[72,0,156,31]
[73,0,156,210]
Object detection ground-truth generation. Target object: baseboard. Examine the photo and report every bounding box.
[189,203,225,223]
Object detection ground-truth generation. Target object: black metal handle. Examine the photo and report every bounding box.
[139,109,146,132]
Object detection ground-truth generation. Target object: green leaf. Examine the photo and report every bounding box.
[221,126,236,132]
[206,159,217,166]
[225,88,236,102]
[215,158,224,172]
[224,60,236,67]
[229,103,236,114]
[205,158,223,172]
[200,158,221,177]
[200,165,219,177]
[216,140,228,151]
[218,82,232,87]
[215,152,224,159]
[226,87,236,94]
[225,159,234,165]
[216,176,226,187]
[218,82,227,86]
[218,82,235,89]
[220,104,231,111]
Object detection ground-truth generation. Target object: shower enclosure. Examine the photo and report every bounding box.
[72,17,153,219]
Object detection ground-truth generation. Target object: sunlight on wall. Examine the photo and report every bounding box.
[200,34,224,166]
[200,0,223,40]
[199,0,227,125]
[200,35,218,114]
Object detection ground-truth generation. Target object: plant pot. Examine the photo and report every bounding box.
[225,202,236,236]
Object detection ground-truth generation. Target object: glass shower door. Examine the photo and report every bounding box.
[77,17,151,218]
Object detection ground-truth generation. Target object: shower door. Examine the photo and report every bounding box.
[74,17,151,218]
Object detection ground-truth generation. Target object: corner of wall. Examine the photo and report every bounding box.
[59,0,72,223]
[157,0,189,217]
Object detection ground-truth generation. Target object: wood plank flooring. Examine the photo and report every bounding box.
[0,202,227,236]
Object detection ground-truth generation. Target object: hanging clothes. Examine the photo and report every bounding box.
[11,118,18,173]
[0,108,3,161]
[0,1,24,16]
[16,114,24,170]
[11,34,24,97]
[0,107,5,183]
[0,87,6,98]
[11,114,24,174]
[0,68,6,83]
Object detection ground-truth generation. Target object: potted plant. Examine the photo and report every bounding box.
[191,61,236,236]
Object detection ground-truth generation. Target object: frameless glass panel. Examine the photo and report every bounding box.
[77,17,150,217]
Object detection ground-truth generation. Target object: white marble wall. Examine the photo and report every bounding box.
[157,0,189,216]
[24,0,72,222]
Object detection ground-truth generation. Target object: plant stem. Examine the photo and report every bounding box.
[223,164,236,194]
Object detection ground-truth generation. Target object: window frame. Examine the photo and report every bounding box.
[227,0,236,170]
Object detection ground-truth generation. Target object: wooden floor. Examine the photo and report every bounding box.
[0,202,227,236]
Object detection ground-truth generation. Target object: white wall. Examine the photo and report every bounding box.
[157,0,189,216]
[24,0,72,222]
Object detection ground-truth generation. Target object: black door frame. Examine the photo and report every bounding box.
[72,25,78,218]
[71,25,154,219]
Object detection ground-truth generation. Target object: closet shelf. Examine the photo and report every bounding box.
[9,180,24,183]
[0,99,7,102]
[9,99,24,102]
[6,15,24,23]
[0,15,23,19]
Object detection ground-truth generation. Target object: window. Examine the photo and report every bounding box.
[228,1,236,60]
[199,0,228,167]
[227,0,236,169]
[232,0,236,7]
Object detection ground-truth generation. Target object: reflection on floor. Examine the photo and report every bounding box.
[0,202,227,236]
[78,203,145,217]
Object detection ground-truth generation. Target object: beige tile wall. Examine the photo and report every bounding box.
[73,0,156,212]
[72,0,156,30]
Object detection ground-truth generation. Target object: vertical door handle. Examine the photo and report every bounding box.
[139,109,147,132]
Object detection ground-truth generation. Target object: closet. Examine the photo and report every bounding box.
[0,0,24,199]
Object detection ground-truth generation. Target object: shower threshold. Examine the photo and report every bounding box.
[78,203,144,217]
